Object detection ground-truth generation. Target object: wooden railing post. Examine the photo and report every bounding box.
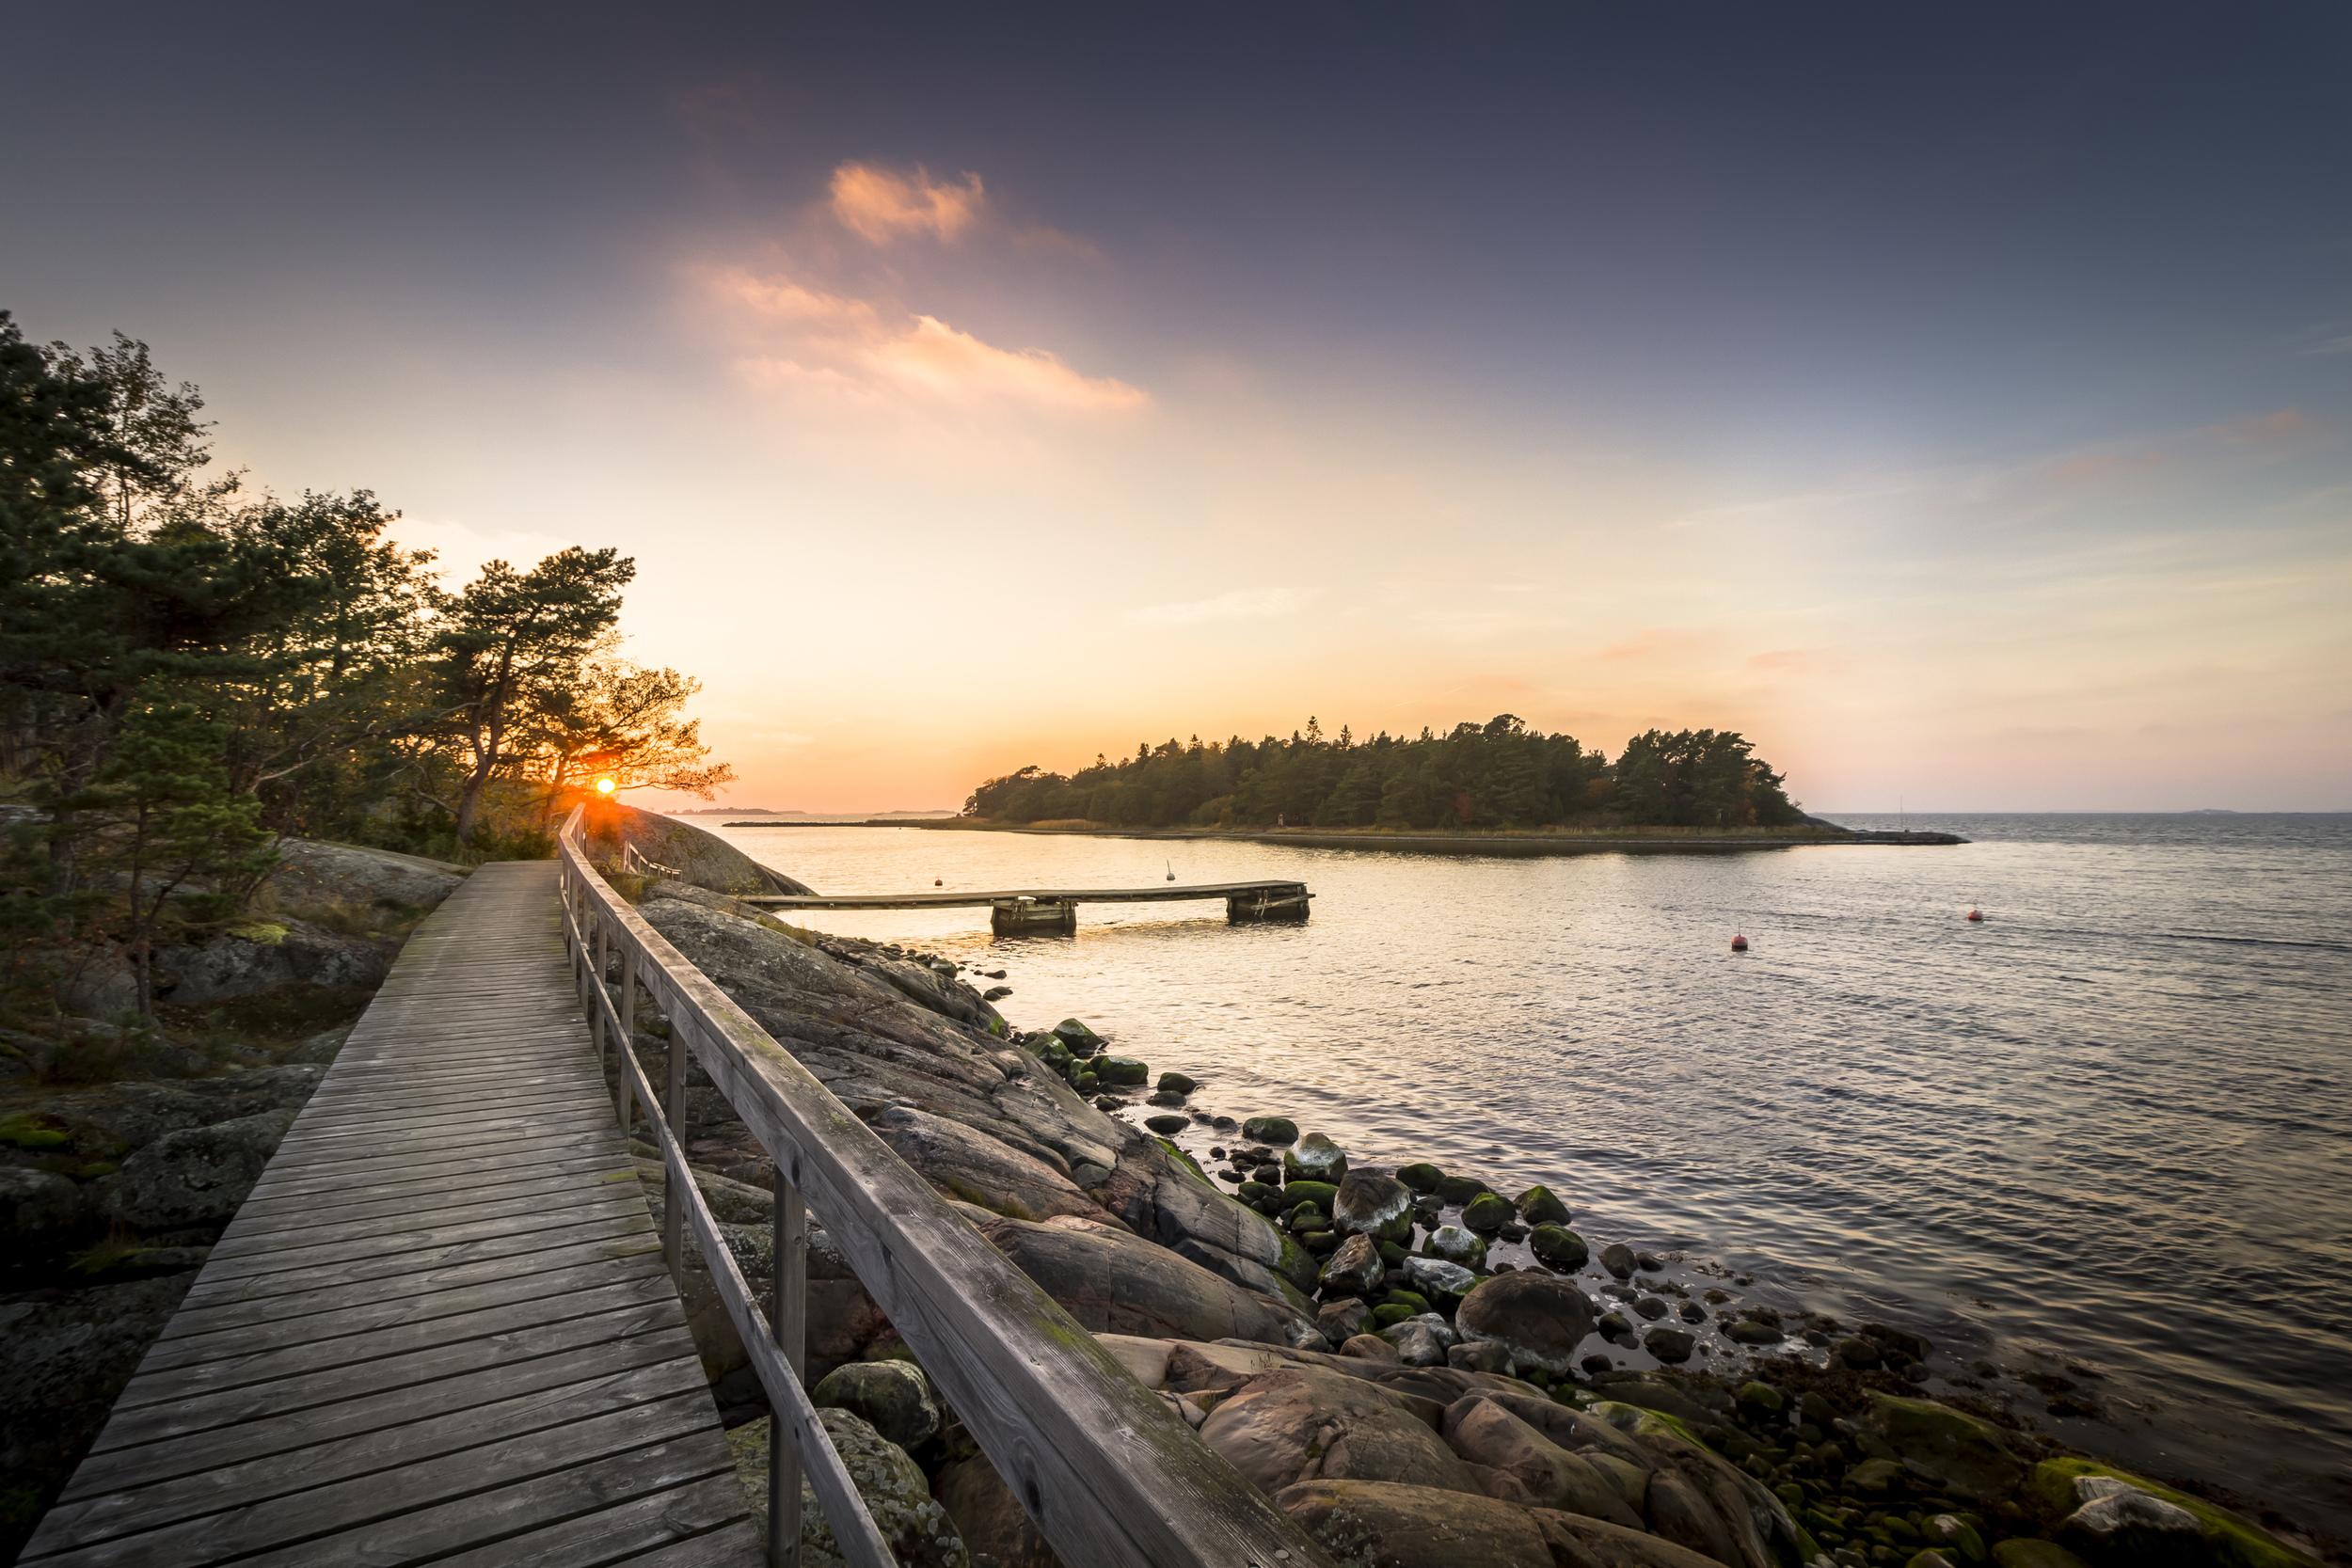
[616,946,638,1135]
[771,1165,808,1565]
[590,908,610,1063]
[664,1020,687,1271]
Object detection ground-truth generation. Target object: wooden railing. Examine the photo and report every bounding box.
[556,807,1328,1568]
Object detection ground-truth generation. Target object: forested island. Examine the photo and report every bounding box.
[965,719,1803,832]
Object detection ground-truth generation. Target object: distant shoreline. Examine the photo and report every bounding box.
[771,817,1968,852]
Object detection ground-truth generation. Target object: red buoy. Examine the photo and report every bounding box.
[1966,910,1982,922]
[1730,932,1749,952]
[935,878,944,887]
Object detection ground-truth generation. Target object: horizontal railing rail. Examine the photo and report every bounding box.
[556,806,1327,1568]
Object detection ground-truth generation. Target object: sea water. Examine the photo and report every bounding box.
[707,812,2352,1539]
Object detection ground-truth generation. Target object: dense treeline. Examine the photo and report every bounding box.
[965,716,1799,832]
[2,313,728,1014]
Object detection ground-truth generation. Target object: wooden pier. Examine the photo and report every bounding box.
[21,863,759,1566]
[24,830,1328,1568]
[740,879,1311,933]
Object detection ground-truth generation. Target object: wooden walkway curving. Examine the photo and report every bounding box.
[22,861,759,1568]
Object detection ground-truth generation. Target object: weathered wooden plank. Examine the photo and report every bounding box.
[237,1134,629,1202]
[125,1263,682,1392]
[226,1155,630,1228]
[148,1248,670,1370]
[27,1394,725,1568]
[162,1230,663,1340]
[42,1357,712,1549]
[178,1207,659,1307]
[270,1094,613,1147]
[246,1112,627,1176]
[284,1076,603,1121]
[183,1190,649,1286]
[90,1294,687,1455]
[424,1476,759,1568]
[64,1332,694,1500]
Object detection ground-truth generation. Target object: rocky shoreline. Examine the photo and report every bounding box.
[1,812,2327,1567]
[607,824,2327,1568]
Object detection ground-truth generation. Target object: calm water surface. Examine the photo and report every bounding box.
[708,814,2352,1538]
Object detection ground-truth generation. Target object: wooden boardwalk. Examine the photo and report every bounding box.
[23,862,759,1568]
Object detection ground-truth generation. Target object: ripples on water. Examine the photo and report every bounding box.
[708,813,2352,1536]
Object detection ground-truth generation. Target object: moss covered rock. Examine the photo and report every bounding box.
[1283,1179,1339,1212]
[2024,1458,2319,1568]
[1092,1054,1148,1085]
[1865,1391,2022,1504]
[1282,1131,1348,1184]
[1433,1172,1491,1206]
[1395,1162,1443,1192]
[1513,1184,1571,1227]
[1528,1224,1589,1270]
[1423,1224,1488,1269]
[1241,1115,1299,1145]
[1460,1192,1513,1234]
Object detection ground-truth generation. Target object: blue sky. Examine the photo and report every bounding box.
[6,3,2346,809]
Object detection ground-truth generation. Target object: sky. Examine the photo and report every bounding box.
[6,2,2348,813]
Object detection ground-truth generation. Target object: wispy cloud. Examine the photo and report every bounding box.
[1124,587,1315,626]
[829,162,986,245]
[704,265,1148,413]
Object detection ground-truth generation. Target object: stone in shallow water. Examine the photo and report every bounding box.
[1424,1225,1488,1268]
[1529,1224,1588,1271]
[1395,1161,1443,1192]
[1460,1192,1513,1234]
[1454,1273,1598,1376]
[1433,1172,1491,1206]
[1143,1114,1188,1135]
[1644,1326,1696,1363]
[1282,1131,1348,1184]
[1333,1171,1414,1243]
[1240,1115,1298,1145]
[1598,1242,1636,1279]
[1513,1183,1571,1226]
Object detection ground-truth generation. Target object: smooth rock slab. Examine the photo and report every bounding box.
[1202,1366,1481,1497]
[1274,1480,1553,1568]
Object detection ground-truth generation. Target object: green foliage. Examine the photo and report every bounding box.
[1613,728,1798,828]
[965,715,1800,831]
[0,311,727,1016]
[429,546,635,843]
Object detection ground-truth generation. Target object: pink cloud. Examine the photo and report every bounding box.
[700,265,1147,414]
[829,162,986,245]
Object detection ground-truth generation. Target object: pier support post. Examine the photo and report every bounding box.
[989,897,1078,935]
[1225,886,1312,922]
